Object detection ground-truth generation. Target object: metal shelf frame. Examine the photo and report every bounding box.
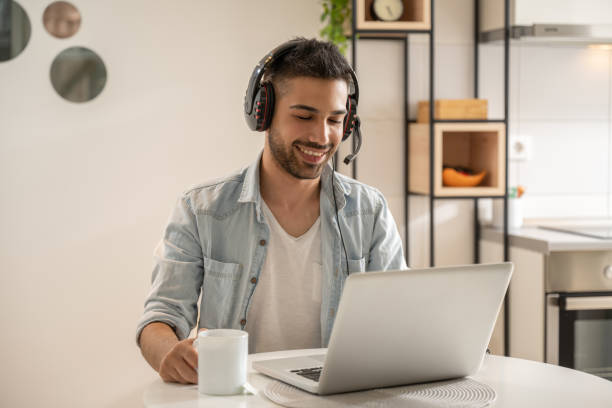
[349,0,511,355]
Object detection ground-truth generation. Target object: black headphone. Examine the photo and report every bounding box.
[244,39,362,164]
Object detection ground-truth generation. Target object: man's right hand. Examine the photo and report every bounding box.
[158,336,199,384]
[139,322,203,384]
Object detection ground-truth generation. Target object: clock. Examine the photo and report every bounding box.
[371,0,404,22]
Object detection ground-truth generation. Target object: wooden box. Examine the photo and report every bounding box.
[356,0,431,31]
[417,99,488,123]
[409,122,506,196]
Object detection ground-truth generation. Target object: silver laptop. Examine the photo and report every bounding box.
[253,262,513,395]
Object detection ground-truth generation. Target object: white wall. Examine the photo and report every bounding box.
[0,1,321,406]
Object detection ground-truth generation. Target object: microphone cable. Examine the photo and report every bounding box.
[331,155,350,277]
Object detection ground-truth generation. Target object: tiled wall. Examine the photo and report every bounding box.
[480,41,612,220]
[505,44,611,219]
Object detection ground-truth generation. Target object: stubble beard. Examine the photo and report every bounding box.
[268,128,334,180]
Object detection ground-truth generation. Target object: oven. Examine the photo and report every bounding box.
[545,251,612,381]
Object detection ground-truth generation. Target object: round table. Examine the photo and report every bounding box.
[143,348,612,407]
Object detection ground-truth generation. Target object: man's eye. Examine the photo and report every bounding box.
[296,116,312,121]
[329,119,342,124]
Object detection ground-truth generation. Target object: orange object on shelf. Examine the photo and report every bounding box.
[442,168,487,187]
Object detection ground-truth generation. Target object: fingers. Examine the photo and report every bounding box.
[159,338,199,384]
[174,358,198,384]
[183,339,199,371]
[160,357,197,384]
[161,362,197,384]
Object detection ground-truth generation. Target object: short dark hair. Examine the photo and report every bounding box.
[265,37,353,93]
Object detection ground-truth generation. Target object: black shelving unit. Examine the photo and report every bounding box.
[349,0,511,355]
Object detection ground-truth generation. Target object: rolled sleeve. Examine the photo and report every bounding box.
[136,195,204,345]
[367,192,407,271]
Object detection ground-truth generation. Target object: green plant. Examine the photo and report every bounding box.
[319,0,352,55]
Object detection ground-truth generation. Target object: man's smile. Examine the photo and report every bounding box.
[294,144,331,164]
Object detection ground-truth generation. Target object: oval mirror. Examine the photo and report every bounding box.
[0,0,32,62]
[43,1,81,39]
[50,47,107,103]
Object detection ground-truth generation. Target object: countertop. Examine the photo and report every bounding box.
[481,219,612,254]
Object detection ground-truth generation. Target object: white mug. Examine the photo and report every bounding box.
[194,329,248,395]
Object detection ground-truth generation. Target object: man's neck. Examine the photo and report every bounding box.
[259,148,321,211]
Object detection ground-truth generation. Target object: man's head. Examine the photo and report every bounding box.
[262,38,356,180]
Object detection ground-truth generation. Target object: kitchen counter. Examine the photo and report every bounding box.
[481,226,612,254]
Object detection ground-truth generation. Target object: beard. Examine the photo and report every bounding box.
[268,128,335,180]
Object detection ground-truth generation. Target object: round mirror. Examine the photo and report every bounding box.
[50,47,107,103]
[43,1,81,39]
[0,0,32,62]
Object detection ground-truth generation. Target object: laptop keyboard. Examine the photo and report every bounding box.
[291,366,323,382]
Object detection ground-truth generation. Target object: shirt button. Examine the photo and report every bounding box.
[240,319,246,326]
[260,239,266,246]
[251,277,258,284]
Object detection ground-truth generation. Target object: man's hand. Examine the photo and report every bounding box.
[139,322,207,384]
[158,337,199,384]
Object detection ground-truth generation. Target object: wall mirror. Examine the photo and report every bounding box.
[0,0,31,62]
[50,47,107,103]
[43,1,80,39]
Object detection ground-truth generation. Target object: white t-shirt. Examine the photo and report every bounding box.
[244,200,322,354]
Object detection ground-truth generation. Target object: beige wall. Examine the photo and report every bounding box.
[0,1,321,407]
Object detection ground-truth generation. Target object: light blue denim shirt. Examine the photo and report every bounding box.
[136,153,406,347]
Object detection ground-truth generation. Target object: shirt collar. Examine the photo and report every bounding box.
[238,151,263,205]
[238,150,351,211]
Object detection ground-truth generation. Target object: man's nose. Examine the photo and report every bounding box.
[311,119,331,146]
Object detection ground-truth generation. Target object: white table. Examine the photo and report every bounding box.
[143,348,612,407]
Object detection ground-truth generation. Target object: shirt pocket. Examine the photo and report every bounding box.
[201,256,243,328]
[203,257,242,280]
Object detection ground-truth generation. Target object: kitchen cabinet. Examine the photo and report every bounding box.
[480,237,545,360]
[481,225,612,381]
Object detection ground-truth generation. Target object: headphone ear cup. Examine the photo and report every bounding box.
[254,82,275,131]
[342,96,357,141]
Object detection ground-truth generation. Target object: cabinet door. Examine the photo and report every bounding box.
[480,240,545,361]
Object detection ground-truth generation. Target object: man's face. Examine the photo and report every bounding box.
[266,76,348,180]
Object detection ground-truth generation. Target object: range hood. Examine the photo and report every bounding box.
[479,0,612,45]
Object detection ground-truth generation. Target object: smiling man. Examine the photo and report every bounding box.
[136,38,406,384]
